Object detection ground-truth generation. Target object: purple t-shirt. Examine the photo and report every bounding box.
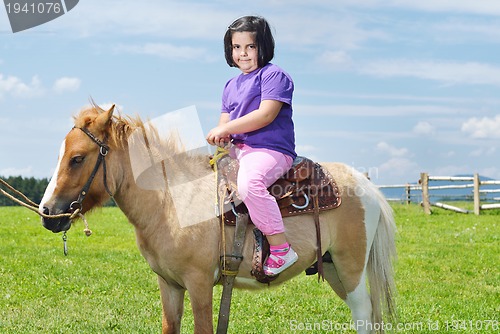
[221,63,296,159]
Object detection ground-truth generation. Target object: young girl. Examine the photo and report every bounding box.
[206,15,298,276]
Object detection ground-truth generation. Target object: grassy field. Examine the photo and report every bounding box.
[0,204,498,333]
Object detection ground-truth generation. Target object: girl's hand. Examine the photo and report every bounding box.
[206,126,231,147]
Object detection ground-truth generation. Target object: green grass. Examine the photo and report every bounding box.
[0,204,498,333]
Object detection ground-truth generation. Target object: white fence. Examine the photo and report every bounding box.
[376,173,500,215]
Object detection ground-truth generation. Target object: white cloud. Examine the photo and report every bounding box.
[0,166,33,177]
[275,14,388,51]
[294,103,461,117]
[461,115,500,139]
[54,0,230,39]
[480,167,500,180]
[359,60,500,86]
[0,74,44,99]
[376,141,409,157]
[77,102,124,114]
[53,77,81,94]
[469,147,496,157]
[45,1,390,53]
[388,0,500,16]
[432,165,470,177]
[316,51,352,70]
[378,157,419,180]
[331,0,500,16]
[413,121,435,135]
[20,0,500,64]
[295,144,317,154]
[435,20,500,43]
[114,43,216,62]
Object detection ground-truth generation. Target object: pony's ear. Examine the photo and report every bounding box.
[94,104,115,131]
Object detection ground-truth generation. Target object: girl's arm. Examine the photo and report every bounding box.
[206,100,283,146]
[218,112,230,126]
[206,112,231,146]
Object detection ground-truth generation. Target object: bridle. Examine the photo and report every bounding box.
[69,126,113,215]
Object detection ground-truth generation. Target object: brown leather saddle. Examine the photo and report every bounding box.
[214,152,341,283]
[216,155,341,225]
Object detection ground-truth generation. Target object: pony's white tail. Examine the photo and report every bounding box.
[367,190,397,330]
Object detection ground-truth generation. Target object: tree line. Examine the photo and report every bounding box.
[1,175,116,207]
[0,176,49,206]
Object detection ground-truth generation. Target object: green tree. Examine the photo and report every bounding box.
[1,176,115,207]
[0,176,49,206]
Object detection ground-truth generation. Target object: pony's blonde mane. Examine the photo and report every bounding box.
[73,103,210,172]
[73,103,141,150]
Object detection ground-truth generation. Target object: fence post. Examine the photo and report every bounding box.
[420,172,431,214]
[473,173,480,215]
[405,184,411,205]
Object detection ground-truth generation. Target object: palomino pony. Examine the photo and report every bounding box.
[39,104,397,334]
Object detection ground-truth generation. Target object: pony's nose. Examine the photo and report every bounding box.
[42,207,50,215]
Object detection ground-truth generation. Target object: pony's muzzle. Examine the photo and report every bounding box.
[41,206,72,233]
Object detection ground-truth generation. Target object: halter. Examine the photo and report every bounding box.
[69,126,113,214]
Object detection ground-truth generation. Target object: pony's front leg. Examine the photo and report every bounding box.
[185,275,215,334]
[158,275,186,334]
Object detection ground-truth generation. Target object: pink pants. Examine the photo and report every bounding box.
[234,144,293,235]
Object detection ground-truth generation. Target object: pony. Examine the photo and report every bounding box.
[39,104,397,334]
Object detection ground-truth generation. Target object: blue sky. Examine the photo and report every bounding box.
[1,0,500,185]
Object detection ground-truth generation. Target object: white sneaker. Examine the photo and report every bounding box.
[264,247,298,276]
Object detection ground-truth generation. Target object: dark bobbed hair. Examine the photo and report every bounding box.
[224,16,275,68]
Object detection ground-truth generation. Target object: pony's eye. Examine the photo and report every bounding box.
[70,156,85,166]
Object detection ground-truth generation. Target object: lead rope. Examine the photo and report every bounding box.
[1,178,92,256]
[0,178,84,221]
[209,146,230,278]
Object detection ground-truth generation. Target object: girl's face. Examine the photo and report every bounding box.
[231,31,259,74]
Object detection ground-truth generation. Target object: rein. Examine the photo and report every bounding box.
[0,178,76,218]
[0,126,114,254]
[0,176,91,255]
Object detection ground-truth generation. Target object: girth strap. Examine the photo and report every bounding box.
[312,194,324,281]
